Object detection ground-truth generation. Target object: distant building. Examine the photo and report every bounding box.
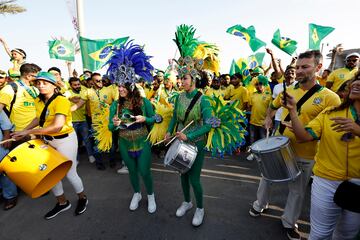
[326,48,360,69]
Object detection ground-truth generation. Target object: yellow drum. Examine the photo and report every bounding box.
[0,139,72,198]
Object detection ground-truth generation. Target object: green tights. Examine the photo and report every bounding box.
[119,139,153,195]
[180,143,205,208]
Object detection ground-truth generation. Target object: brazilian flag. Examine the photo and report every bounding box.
[229,59,242,75]
[309,23,335,50]
[271,29,297,56]
[226,24,266,52]
[79,36,129,71]
[48,40,75,61]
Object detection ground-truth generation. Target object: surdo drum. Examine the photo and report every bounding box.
[250,136,301,182]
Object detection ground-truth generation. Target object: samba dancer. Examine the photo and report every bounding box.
[11,72,88,220]
[107,41,157,213]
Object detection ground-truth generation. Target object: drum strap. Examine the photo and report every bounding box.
[279,84,322,134]
[39,93,60,127]
[183,91,202,124]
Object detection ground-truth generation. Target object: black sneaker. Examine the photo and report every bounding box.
[285,227,301,240]
[249,207,261,217]
[75,196,88,215]
[44,201,71,220]
[96,163,105,170]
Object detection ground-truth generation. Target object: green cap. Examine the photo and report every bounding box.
[36,72,57,85]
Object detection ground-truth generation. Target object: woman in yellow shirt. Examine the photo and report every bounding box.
[12,72,88,220]
[284,72,360,240]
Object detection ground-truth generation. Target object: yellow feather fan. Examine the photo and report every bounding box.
[147,102,173,144]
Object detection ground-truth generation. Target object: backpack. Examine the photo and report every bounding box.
[3,82,18,117]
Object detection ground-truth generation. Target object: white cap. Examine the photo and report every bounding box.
[345,52,360,59]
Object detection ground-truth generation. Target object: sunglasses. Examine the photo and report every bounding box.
[255,83,263,86]
[346,59,358,63]
[95,80,103,83]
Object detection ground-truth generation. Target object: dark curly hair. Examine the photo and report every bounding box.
[117,83,143,115]
[329,70,360,113]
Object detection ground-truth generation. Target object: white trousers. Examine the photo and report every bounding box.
[48,131,84,196]
[252,158,314,228]
[309,176,360,240]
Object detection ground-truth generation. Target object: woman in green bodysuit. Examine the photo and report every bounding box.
[165,73,212,226]
[109,83,156,214]
[105,41,156,214]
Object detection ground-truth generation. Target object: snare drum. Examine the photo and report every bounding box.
[0,139,72,198]
[164,139,197,174]
[250,136,301,182]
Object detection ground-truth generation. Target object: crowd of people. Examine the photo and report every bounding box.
[0,33,359,240]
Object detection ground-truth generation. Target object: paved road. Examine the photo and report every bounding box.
[0,150,311,240]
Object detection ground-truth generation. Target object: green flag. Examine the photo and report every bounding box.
[48,39,75,61]
[229,59,242,75]
[248,52,265,68]
[271,29,297,56]
[226,25,266,52]
[309,23,335,50]
[79,36,129,71]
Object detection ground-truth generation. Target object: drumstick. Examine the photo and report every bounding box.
[155,120,195,146]
[266,128,270,144]
[165,120,194,147]
[0,138,16,145]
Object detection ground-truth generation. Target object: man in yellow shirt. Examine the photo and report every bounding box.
[0,63,40,134]
[68,77,95,164]
[326,52,359,93]
[224,73,249,111]
[248,76,272,145]
[249,50,341,240]
[72,73,120,171]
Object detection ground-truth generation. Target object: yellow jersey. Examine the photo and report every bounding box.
[35,95,73,136]
[0,81,38,131]
[249,91,272,126]
[224,85,249,110]
[87,85,117,117]
[271,84,341,159]
[326,67,358,92]
[68,89,88,122]
[305,106,360,180]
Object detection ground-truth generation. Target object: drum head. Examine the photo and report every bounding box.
[164,139,181,165]
[250,136,289,153]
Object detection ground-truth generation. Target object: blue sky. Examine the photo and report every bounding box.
[1,0,359,78]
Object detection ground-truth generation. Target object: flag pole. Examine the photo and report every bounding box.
[76,0,85,70]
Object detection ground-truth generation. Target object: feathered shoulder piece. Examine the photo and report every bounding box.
[106,40,154,87]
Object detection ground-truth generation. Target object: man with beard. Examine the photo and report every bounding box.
[249,50,341,240]
[68,77,95,164]
[326,52,359,94]
[205,77,225,100]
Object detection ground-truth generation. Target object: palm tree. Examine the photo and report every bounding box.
[0,0,26,15]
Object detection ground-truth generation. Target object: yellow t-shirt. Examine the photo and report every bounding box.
[87,85,117,118]
[205,88,225,99]
[0,81,38,131]
[68,89,88,122]
[305,106,360,180]
[271,84,341,159]
[249,91,272,126]
[35,96,73,136]
[326,67,358,92]
[224,85,249,110]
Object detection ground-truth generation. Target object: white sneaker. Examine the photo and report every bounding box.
[176,202,193,217]
[88,155,96,163]
[246,153,255,161]
[147,194,156,213]
[117,166,129,174]
[129,192,142,211]
[192,208,204,226]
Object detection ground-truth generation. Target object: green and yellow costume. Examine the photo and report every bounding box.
[109,97,155,194]
[167,89,212,208]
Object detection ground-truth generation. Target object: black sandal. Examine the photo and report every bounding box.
[4,197,17,210]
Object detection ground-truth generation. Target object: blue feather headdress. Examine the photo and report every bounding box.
[106,40,154,88]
